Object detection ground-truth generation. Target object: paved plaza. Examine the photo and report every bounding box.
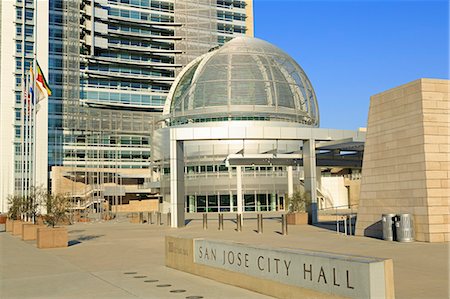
[0,214,448,299]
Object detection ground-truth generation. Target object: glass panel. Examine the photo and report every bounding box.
[208,195,218,212]
[196,195,206,213]
[244,194,255,212]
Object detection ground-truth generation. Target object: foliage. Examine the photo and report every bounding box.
[6,194,22,220]
[44,193,71,227]
[287,188,310,213]
[6,186,46,221]
[26,186,46,219]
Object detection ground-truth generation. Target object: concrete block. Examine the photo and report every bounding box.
[428,233,445,243]
[12,220,25,236]
[428,224,450,233]
[37,227,68,249]
[5,218,14,232]
[22,224,46,241]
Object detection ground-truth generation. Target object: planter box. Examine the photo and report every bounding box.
[0,215,6,224]
[6,218,14,232]
[12,220,25,235]
[37,227,68,249]
[286,212,308,225]
[22,224,46,241]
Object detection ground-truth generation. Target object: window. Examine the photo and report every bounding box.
[16,93,21,104]
[15,126,21,138]
[16,8,22,20]
[25,9,33,21]
[25,41,33,52]
[16,42,22,53]
[25,25,33,38]
[15,144,21,155]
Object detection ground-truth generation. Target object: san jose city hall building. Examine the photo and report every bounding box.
[1,0,449,242]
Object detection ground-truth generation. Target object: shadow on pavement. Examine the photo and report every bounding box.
[68,234,104,247]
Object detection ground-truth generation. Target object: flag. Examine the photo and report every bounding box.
[28,67,34,103]
[35,61,52,103]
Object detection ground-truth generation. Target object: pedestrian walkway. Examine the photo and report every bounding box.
[0,214,448,299]
[0,221,271,299]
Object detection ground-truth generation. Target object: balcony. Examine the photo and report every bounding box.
[108,15,182,27]
[84,55,182,69]
[109,30,182,41]
[82,69,175,83]
[108,43,182,55]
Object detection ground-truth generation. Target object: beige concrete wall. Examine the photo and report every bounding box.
[356,79,450,242]
[51,166,150,197]
[344,179,361,207]
[165,236,346,299]
[51,166,89,196]
[112,199,159,213]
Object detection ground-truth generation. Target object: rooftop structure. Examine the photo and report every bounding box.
[164,37,319,126]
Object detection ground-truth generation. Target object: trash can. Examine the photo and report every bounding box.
[382,213,397,241]
[395,214,414,242]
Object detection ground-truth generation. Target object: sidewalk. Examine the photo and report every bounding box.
[0,221,272,299]
[0,215,448,299]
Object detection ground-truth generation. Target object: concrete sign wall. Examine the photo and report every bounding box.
[194,239,391,299]
[166,236,394,299]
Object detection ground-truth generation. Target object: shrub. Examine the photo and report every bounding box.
[286,188,310,213]
[7,194,22,220]
[45,193,71,227]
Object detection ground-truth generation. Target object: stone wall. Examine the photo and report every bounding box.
[112,199,159,213]
[355,79,449,242]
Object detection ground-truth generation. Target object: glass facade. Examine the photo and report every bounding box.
[45,0,250,176]
[40,0,251,203]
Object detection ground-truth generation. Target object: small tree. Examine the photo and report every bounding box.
[24,186,46,221]
[7,194,23,220]
[45,192,71,227]
[287,188,309,213]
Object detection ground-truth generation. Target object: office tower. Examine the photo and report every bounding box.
[0,0,253,211]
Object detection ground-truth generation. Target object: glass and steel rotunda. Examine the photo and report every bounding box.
[164,36,319,126]
[155,36,322,214]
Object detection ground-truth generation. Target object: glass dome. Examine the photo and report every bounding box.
[164,36,319,126]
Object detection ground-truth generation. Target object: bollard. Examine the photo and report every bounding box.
[282,214,288,235]
[139,212,144,224]
[236,214,242,232]
[203,213,208,230]
[257,214,263,234]
[218,213,224,231]
[149,212,153,224]
[167,212,171,226]
[156,212,161,226]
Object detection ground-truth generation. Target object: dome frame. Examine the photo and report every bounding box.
[163,37,320,127]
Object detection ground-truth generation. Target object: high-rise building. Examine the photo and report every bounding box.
[0,0,254,212]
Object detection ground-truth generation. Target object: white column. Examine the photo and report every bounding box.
[287,165,294,198]
[303,139,318,224]
[169,129,185,227]
[236,166,243,214]
[0,0,17,212]
[35,0,49,212]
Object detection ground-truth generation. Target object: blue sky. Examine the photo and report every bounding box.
[254,0,449,130]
